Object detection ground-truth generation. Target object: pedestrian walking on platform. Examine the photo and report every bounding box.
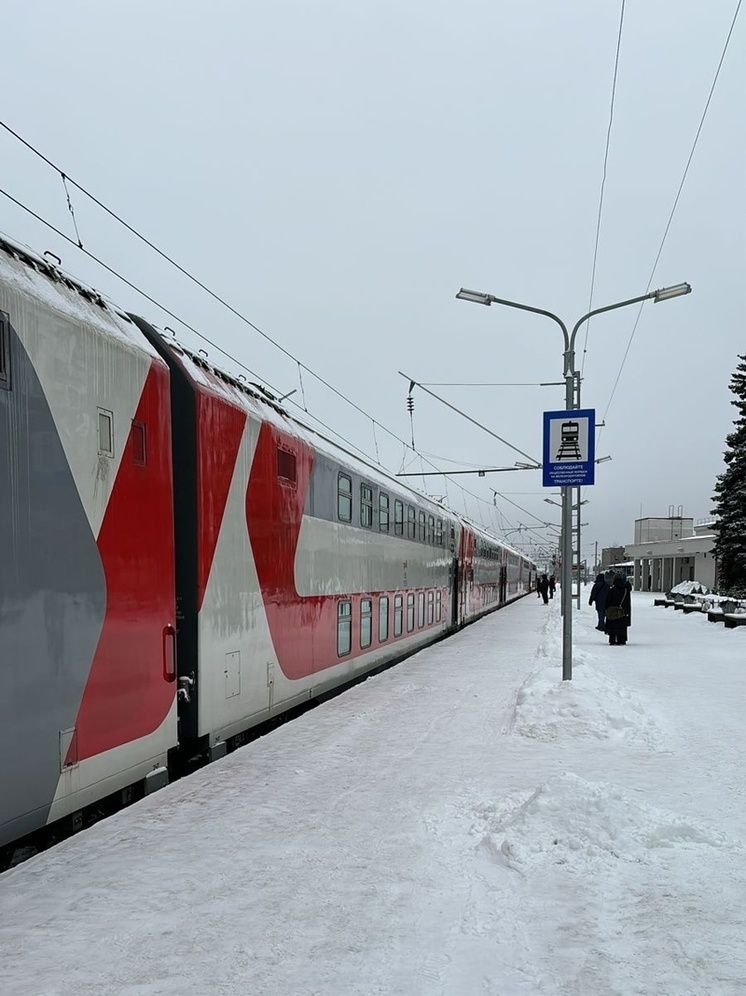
[588,573,610,631]
[605,575,632,645]
[548,575,556,599]
[537,573,549,605]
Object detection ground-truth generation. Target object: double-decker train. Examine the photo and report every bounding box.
[0,235,535,866]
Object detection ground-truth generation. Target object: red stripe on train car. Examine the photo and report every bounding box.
[70,362,176,760]
[196,392,247,610]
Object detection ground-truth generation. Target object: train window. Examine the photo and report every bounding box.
[277,448,297,485]
[337,601,352,656]
[427,591,434,625]
[427,515,435,544]
[418,511,426,542]
[360,598,372,648]
[406,593,415,632]
[378,595,389,642]
[418,592,425,628]
[394,500,404,536]
[394,594,403,636]
[131,420,147,467]
[379,492,390,532]
[0,312,10,391]
[449,525,456,552]
[338,473,352,522]
[407,506,416,540]
[436,590,442,622]
[97,408,114,457]
[360,483,373,528]
[436,519,443,546]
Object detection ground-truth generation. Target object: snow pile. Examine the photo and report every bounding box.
[669,580,709,596]
[474,772,737,874]
[509,663,667,748]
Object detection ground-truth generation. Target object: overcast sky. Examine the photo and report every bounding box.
[2,0,744,562]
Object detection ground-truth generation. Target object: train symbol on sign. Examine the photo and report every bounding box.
[555,420,582,461]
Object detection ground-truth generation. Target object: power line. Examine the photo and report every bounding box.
[601,0,742,422]
[400,372,540,466]
[581,0,626,377]
[0,117,404,471]
[0,120,553,541]
[0,184,515,528]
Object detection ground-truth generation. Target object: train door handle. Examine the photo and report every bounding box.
[163,624,177,682]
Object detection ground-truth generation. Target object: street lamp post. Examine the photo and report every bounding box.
[456,282,691,680]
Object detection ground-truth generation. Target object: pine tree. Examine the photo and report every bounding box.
[712,354,746,595]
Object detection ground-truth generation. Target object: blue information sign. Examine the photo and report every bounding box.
[542,408,596,487]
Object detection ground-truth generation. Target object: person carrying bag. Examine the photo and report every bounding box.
[605,575,631,645]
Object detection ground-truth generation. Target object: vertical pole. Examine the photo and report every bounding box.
[561,484,573,680]
[573,371,582,608]
[561,360,574,680]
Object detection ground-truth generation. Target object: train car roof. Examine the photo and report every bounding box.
[0,236,163,361]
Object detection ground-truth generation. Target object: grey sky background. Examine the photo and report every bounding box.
[2,0,744,565]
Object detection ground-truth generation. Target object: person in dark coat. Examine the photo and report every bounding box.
[537,573,549,605]
[604,575,631,645]
[588,573,610,630]
[548,575,556,599]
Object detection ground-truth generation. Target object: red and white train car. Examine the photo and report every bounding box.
[0,239,177,850]
[0,235,535,862]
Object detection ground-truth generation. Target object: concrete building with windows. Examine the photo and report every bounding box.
[625,515,717,592]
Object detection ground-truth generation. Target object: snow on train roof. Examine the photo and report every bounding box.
[0,237,161,360]
[165,332,533,565]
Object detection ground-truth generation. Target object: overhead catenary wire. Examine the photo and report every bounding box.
[2,186,521,536]
[580,0,626,377]
[0,120,547,546]
[600,0,742,423]
[0,118,404,472]
[400,372,540,467]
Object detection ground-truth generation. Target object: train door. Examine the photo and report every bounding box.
[459,527,474,624]
[449,557,460,628]
[499,563,507,604]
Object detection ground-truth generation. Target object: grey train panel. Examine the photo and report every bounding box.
[0,317,106,847]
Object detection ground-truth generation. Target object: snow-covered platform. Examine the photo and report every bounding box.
[1,593,745,995]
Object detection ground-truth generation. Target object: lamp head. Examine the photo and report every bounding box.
[456,288,493,306]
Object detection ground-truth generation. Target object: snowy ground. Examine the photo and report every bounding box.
[1,593,745,996]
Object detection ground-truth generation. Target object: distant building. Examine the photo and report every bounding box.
[625,515,717,592]
[600,546,626,570]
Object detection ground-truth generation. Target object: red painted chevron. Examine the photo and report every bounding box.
[71,361,176,761]
[196,391,247,610]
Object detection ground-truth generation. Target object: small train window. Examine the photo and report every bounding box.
[407,506,416,540]
[436,519,443,546]
[360,598,372,648]
[338,473,352,522]
[436,590,442,622]
[131,420,147,467]
[337,601,352,656]
[379,596,389,642]
[0,311,10,391]
[406,593,415,632]
[394,594,403,636]
[360,483,373,528]
[427,591,434,625]
[277,448,297,485]
[418,511,426,542]
[418,591,425,628]
[97,408,114,457]
[394,500,404,536]
[379,492,390,532]
[427,515,435,544]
